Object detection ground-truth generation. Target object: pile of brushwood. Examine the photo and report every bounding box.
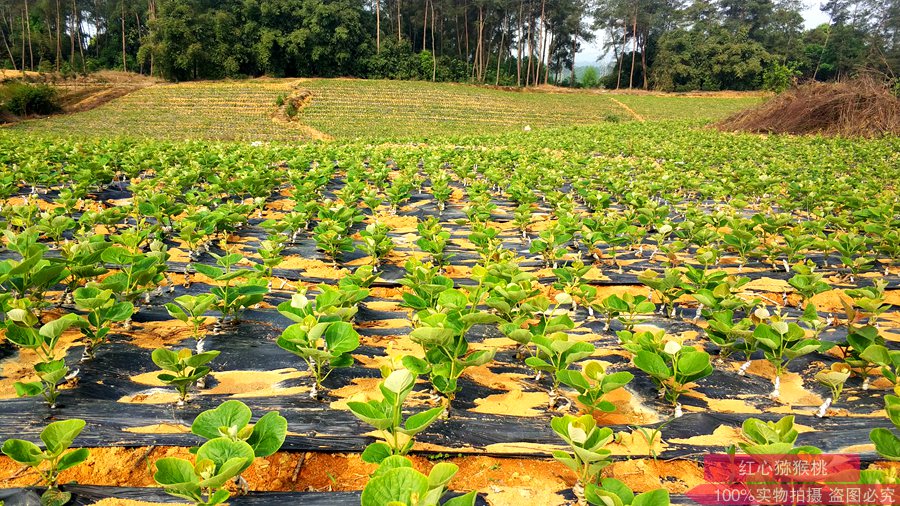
[717,78,899,137]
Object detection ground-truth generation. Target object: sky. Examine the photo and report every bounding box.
[575,1,833,68]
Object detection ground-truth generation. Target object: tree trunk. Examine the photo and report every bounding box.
[616,16,626,89]
[55,0,61,71]
[543,30,552,85]
[148,0,156,76]
[24,0,33,70]
[570,27,577,87]
[431,0,436,81]
[121,2,127,72]
[376,0,380,52]
[516,0,523,86]
[422,0,427,51]
[525,0,533,86]
[1,29,15,71]
[0,12,16,71]
[20,11,25,73]
[397,0,401,42]
[495,13,505,86]
[464,1,470,78]
[641,32,648,90]
[76,0,86,73]
[534,0,545,87]
[69,0,75,67]
[628,9,637,89]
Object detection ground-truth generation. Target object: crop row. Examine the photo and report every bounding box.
[0,125,898,505]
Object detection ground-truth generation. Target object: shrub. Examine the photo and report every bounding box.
[1,82,61,116]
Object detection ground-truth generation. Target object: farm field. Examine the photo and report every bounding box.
[0,80,899,506]
[6,78,762,142]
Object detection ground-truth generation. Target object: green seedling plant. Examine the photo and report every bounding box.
[630,338,712,416]
[97,241,168,305]
[598,293,655,332]
[1,419,89,506]
[584,478,671,506]
[704,309,756,363]
[72,287,134,361]
[360,455,476,506]
[359,222,395,270]
[416,217,454,268]
[468,224,503,264]
[845,279,892,327]
[253,237,287,288]
[513,203,534,239]
[403,308,497,407]
[399,259,454,318]
[0,229,70,306]
[835,324,882,390]
[530,226,572,269]
[193,252,268,327]
[869,395,900,461]
[165,294,217,352]
[526,331,595,403]
[814,363,852,417]
[154,437,254,506]
[830,231,873,281]
[552,260,591,311]
[189,400,287,491]
[737,415,821,455]
[752,311,821,398]
[428,171,453,213]
[638,269,684,318]
[551,414,615,503]
[557,361,634,415]
[787,261,831,308]
[347,368,445,464]
[4,310,83,408]
[860,343,900,394]
[152,347,220,406]
[276,293,361,398]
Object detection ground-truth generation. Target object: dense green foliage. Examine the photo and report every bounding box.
[0,82,60,116]
[0,0,897,90]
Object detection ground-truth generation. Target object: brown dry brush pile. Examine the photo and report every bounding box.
[716,78,900,137]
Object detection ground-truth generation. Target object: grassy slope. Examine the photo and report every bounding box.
[8,78,762,142]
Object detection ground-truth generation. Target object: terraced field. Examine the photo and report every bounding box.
[8,79,762,142]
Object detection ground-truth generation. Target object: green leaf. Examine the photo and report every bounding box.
[633,488,671,506]
[600,478,634,505]
[324,321,360,355]
[39,313,84,340]
[199,456,249,489]
[443,491,478,506]
[247,411,288,458]
[41,488,72,506]
[1,439,43,466]
[40,419,86,457]
[57,448,90,472]
[154,457,200,487]
[870,428,900,461]
[404,407,445,434]
[360,467,430,506]
[151,348,179,371]
[634,351,671,379]
[191,400,253,440]
[13,381,43,397]
[361,442,394,464]
[677,351,711,376]
[196,437,255,473]
[428,462,459,488]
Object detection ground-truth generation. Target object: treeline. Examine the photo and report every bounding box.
[0,0,897,91]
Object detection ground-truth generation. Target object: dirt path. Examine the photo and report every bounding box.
[610,97,646,121]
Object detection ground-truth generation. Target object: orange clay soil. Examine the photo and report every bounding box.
[0,448,702,504]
